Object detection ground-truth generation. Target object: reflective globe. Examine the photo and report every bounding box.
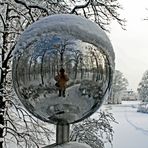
[12,14,115,124]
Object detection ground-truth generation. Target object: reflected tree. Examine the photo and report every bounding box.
[85,45,105,83]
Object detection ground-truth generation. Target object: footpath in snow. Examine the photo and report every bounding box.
[103,101,148,148]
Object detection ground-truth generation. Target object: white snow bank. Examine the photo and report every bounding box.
[122,101,140,108]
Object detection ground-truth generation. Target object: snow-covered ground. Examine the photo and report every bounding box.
[103,101,148,148]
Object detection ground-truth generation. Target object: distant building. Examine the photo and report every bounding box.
[106,90,138,104]
[121,90,138,101]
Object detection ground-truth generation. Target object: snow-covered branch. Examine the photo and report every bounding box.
[70,0,91,14]
[14,0,49,15]
[70,111,117,148]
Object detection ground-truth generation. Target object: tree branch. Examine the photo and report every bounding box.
[70,0,91,14]
[0,14,6,29]
[14,0,49,15]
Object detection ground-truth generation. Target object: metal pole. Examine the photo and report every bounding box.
[56,124,70,145]
[42,124,70,148]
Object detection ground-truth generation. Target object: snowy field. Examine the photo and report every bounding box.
[103,101,148,148]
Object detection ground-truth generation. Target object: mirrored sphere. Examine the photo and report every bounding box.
[12,14,115,124]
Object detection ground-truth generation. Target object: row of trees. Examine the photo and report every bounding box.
[0,0,125,148]
[109,69,148,104]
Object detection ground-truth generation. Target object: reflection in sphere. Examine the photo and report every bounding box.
[12,14,115,124]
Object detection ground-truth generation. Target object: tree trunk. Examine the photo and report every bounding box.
[0,62,4,148]
[0,4,9,147]
[0,94,4,148]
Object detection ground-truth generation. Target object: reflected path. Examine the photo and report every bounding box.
[35,84,95,123]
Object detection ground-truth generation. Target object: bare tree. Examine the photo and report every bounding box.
[0,0,125,147]
[70,0,126,31]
